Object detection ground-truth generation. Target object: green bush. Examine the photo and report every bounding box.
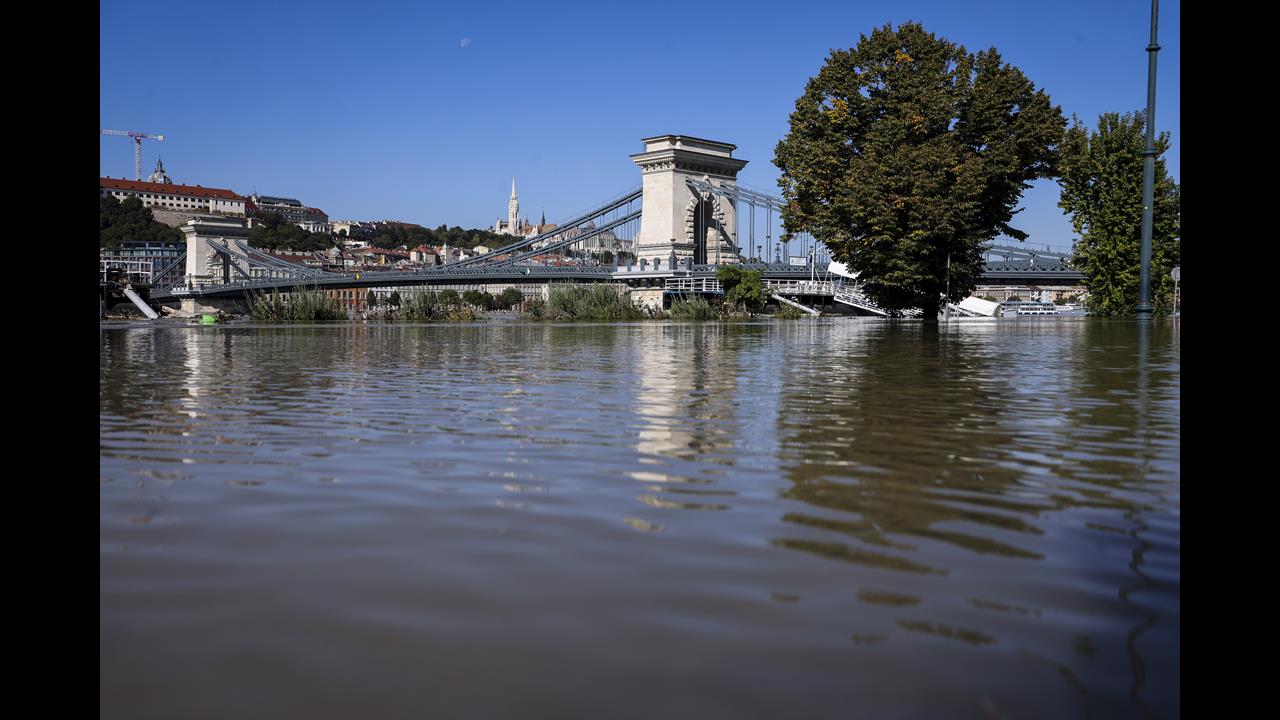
[497,287,525,309]
[387,290,482,322]
[248,287,346,323]
[523,298,548,319]
[773,304,805,319]
[716,265,768,310]
[447,305,479,322]
[400,290,439,321]
[533,284,648,321]
[438,289,461,307]
[669,296,718,320]
[462,289,486,307]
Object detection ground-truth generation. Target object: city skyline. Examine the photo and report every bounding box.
[100,0,1179,252]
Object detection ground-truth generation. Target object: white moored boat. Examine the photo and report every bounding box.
[1001,301,1059,317]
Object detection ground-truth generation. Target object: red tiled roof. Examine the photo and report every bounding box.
[100,177,245,201]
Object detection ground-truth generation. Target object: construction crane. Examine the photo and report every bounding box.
[101,129,165,181]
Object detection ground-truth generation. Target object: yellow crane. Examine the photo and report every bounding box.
[101,129,165,181]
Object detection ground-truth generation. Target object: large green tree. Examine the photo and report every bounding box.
[100,195,184,249]
[1058,111,1180,316]
[774,22,1065,317]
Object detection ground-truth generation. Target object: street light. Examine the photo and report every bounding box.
[1136,0,1162,318]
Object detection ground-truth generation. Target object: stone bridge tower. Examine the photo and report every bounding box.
[631,135,748,268]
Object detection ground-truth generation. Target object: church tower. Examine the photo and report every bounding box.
[147,157,174,185]
[508,178,520,235]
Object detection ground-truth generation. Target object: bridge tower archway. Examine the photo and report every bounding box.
[630,135,747,267]
[685,192,728,266]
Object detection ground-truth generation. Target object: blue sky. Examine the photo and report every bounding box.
[100,0,1178,252]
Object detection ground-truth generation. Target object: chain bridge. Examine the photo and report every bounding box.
[141,135,1083,314]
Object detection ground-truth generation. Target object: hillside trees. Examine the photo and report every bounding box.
[249,212,332,252]
[100,196,184,248]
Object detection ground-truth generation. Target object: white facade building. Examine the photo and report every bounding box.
[101,176,248,217]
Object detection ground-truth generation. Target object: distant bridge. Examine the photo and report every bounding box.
[147,135,1083,310]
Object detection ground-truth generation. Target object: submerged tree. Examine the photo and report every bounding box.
[774,22,1065,317]
[1058,111,1180,316]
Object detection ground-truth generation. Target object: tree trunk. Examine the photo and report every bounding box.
[919,296,941,322]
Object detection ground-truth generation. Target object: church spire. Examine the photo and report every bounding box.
[147,156,173,184]
[508,177,520,234]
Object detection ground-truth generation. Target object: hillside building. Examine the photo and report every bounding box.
[101,174,249,221]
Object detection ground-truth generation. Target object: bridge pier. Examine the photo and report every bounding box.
[629,287,665,311]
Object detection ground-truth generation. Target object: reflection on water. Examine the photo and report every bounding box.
[101,319,1179,719]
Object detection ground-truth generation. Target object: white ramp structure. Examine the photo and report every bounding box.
[952,296,1000,317]
[121,286,160,319]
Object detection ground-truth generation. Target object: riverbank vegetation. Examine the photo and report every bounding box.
[247,272,812,324]
[524,284,656,321]
[247,287,346,323]
[372,289,478,322]
[668,296,718,320]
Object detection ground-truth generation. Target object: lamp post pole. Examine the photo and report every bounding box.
[1136,0,1161,319]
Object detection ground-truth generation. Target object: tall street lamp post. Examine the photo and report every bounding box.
[1136,0,1161,318]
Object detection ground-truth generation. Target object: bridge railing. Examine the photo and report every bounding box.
[664,278,837,295]
[665,276,723,293]
[766,279,834,295]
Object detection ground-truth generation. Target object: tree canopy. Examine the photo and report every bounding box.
[370,223,513,251]
[1058,111,1180,316]
[774,22,1065,316]
[249,212,333,252]
[100,195,184,249]
[716,266,769,310]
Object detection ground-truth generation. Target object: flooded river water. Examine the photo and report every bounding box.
[100,318,1180,719]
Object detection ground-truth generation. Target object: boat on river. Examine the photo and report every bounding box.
[1001,301,1059,317]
